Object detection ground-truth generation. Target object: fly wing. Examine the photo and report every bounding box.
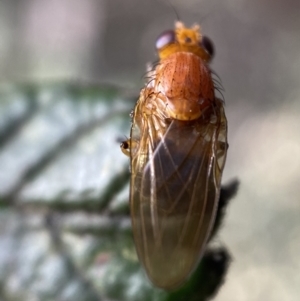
[130,100,227,290]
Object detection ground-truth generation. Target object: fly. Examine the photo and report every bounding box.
[121,21,228,290]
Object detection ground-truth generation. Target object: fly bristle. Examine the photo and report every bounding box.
[211,70,225,103]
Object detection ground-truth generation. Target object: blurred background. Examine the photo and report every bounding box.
[0,0,300,300]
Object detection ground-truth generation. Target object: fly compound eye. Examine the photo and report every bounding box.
[155,30,176,50]
[201,35,214,58]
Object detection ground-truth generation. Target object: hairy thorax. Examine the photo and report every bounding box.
[152,52,215,121]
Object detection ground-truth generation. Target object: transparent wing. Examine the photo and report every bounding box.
[130,100,227,290]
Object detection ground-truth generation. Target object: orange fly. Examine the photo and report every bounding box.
[121,21,227,290]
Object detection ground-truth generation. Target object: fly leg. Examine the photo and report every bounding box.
[120,139,138,157]
[120,139,131,157]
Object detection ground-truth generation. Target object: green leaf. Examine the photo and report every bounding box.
[0,82,134,301]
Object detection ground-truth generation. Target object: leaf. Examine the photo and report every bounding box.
[0,82,133,301]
